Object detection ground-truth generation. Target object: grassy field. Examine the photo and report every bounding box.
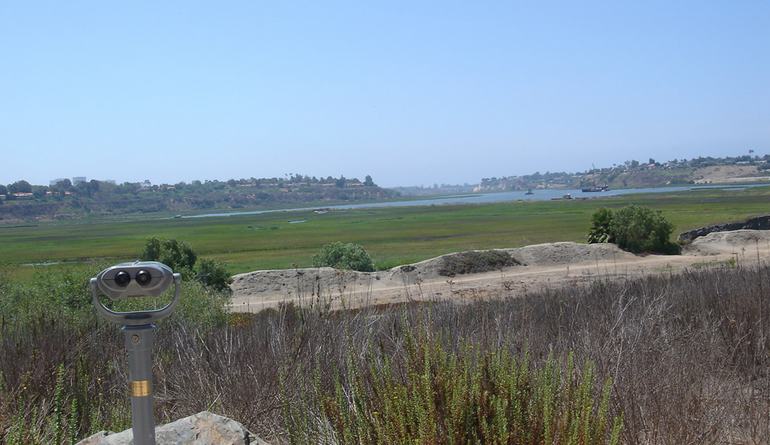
[1,186,769,279]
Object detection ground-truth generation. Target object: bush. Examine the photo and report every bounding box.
[610,206,679,254]
[195,258,232,292]
[312,242,375,272]
[141,238,197,272]
[587,207,614,244]
[438,250,520,276]
[288,340,623,444]
[141,237,232,291]
[587,206,680,254]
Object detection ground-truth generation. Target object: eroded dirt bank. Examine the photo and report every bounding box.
[230,230,770,312]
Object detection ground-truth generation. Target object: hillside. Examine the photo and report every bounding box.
[478,154,770,192]
[0,175,397,222]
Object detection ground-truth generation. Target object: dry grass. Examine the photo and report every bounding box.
[1,263,769,443]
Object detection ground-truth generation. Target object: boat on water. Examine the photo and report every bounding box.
[525,189,534,195]
[581,185,609,193]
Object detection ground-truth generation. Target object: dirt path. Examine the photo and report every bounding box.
[230,230,770,313]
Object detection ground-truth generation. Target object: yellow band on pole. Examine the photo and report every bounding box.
[130,380,152,397]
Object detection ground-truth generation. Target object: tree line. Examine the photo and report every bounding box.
[0,174,395,221]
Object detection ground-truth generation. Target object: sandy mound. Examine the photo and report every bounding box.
[506,242,636,266]
[683,229,770,256]
[231,267,377,299]
[389,242,634,280]
[231,242,638,301]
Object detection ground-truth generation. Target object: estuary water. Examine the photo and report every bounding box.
[184,183,766,219]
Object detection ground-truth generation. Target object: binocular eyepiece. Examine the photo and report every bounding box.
[113,269,154,288]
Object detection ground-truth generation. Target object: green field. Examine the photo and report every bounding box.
[1,186,769,279]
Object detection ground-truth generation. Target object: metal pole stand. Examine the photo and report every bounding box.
[124,324,157,445]
[90,261,181,445]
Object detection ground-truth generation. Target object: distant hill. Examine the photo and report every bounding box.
[477,155,770,192]
[0,175,397,222]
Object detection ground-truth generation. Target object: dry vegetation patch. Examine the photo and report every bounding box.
[437,249,521,276]
[2,264,770,443]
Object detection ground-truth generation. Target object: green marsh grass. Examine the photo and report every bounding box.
[2,186,770,276]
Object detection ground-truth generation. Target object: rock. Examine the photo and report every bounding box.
[77,411,269,445]
[678,215,770,243]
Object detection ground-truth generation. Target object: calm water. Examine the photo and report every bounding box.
[184,183,765,219]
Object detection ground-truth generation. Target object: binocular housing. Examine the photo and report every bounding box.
[95,261,175,299]
[91,261,181,326]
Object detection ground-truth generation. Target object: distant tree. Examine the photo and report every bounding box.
[335,176,347,188]
[75,180,97,197]
[0,184,7,195]
[51,179,73,194]
[8,180,32,194]
[33,187,48,199]
[313,242,375,272]
[364,175,375,186]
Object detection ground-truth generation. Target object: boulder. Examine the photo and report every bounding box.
[77,411,269,445]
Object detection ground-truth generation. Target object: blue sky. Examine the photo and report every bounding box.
[1,1,768,187]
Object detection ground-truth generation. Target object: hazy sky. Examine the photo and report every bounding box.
[1,1,768,187]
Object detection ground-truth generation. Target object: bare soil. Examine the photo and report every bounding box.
[230,230,770,312]
[692,165,770,183]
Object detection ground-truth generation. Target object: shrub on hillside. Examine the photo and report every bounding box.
[438,250,520,276]
[312,242,375,272]
[587,206,680,254]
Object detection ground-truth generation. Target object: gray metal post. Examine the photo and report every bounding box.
[123,324,157,445]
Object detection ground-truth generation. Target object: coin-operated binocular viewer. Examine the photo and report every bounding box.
[91,261,181,445]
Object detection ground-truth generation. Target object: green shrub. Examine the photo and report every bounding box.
[610,206,679,254]
[587,207,614,244]
[141,238,197,272]
[312,242,375,272]
[195,258,233,292]
[285,332,623,445]
[438,250,520,276]
[588,206,680,254]
[141,237,232,291]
